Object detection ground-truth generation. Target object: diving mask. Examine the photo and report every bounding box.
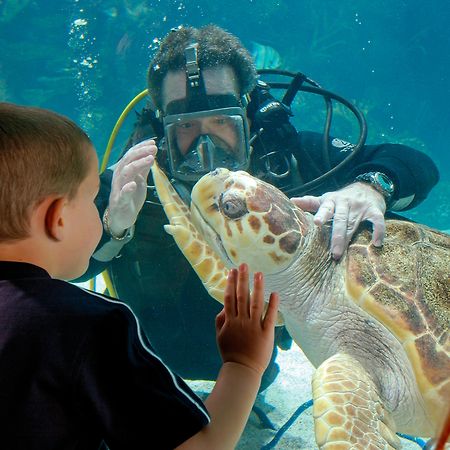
[163,107,250,182]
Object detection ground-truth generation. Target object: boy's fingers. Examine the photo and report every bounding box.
[215,309,226,331]
[263,292,280,328]
[236,263,250,317]
[224,269,237,317]
[250,272,264,319]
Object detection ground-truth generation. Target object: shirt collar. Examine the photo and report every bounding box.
[0,261,51,280]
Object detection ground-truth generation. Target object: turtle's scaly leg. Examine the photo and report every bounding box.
[151,161,229,303]
[312,353,401,449]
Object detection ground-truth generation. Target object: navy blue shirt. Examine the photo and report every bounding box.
[0,261,209,450]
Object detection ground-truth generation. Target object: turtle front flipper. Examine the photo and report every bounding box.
[312,353,401,449]
[151,161,228,303]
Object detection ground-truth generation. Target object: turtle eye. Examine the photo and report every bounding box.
[219,192,248,220]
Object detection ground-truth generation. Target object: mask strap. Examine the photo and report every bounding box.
[184,43,210,111]
[184,43,200,88]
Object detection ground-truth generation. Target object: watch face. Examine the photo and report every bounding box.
[375,172,394,194]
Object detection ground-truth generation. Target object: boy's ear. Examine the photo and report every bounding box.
[44,197,67,241]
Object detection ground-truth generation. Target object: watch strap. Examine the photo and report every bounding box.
[102,207,135,242]
[354,171,394,207]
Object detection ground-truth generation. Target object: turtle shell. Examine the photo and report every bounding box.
[345,220,450,425]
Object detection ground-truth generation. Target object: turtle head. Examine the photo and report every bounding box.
[190,168,311,274]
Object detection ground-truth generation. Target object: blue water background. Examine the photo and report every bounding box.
[1,0,449,228]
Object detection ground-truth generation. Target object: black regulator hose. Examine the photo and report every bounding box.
[257,69,368,197]
[285,85,368,197]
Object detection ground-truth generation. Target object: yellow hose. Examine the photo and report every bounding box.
[101,269,117,298]
[100,88,149,173]
[91,89,150,295]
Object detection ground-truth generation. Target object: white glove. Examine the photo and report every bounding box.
[106,139,157,237]
[291,182,386,260]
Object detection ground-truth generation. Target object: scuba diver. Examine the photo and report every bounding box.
[81,25,439,400]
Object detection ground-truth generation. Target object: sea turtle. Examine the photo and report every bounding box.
[151,161,450,449]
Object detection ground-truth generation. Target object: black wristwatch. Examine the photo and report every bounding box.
[354,172,395,206]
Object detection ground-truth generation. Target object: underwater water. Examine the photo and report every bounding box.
[1,0,449,229]
[2,1,449,449]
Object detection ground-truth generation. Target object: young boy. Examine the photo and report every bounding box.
[0,102,279,449]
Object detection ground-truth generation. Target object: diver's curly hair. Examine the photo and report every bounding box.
[147,25,257,111]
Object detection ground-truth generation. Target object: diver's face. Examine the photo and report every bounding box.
[161,66,242,155]
[174,114,238,155]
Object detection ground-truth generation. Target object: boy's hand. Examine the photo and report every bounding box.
[107,139,157,237]
[215,263,279,375]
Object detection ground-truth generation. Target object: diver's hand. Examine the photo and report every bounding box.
[215,264,279,375]
[291,182,386,260]
[107,139,157,237]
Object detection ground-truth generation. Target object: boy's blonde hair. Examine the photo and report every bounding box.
[0,102,93,241]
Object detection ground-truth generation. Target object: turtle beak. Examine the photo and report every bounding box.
[191,201,234,267]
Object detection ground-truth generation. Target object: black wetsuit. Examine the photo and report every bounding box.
[82,83,439,391]
[0,261,209,450]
